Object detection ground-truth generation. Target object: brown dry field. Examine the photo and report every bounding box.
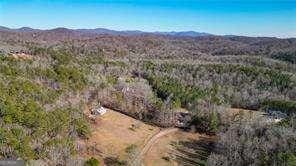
[77,107,258,165]
[78,109,160,164]
[143,131,213,166]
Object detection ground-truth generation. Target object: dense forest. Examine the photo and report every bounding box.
[0,28,295,165]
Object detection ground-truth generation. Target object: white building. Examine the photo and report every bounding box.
[91,106,107,115]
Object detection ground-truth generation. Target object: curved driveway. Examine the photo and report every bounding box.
[133,128,179,165]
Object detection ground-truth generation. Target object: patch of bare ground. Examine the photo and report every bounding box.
[9,52,33,60]
[77,108,160,164]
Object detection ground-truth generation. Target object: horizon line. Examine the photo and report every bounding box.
[1,25,295,39]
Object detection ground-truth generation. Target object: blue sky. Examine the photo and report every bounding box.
[0,0,295,37]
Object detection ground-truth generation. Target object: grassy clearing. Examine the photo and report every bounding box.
[78,109,160,164]
[144,131,215,166]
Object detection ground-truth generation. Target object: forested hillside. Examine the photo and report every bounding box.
[0,28,295,165]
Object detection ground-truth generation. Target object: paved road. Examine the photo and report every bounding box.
[133,128,179,166]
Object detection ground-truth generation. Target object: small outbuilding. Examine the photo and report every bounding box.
[91,106,107,116]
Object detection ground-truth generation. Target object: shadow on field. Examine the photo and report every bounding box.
[170,136,215,166]
[104,157,127,166]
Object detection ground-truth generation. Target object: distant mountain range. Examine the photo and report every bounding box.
[0,26,212,37]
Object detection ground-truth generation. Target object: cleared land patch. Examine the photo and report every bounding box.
[78,109,160,164]
[144,131,215,166]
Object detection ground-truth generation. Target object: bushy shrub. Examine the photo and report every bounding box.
[84,157,100,166]
[51,50,73,65]
[55,65,87,90]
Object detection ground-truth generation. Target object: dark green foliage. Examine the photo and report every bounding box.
[125,144,138,154]
[271,51,296,64]
[190,111,220,133]
[104,157,127,166]
[0,127,35,160]
[29,46,49,56]
[106,75,118,85]
[51,51,72,65]
[209,111,219,132]
[72,117,91,138]
[83,55,105,65]
[0,49,92,162]
[277,152,296,166]
[162,156,170,161]
[33,67,57,80]
[143,61,156,71]
[145,63,294,91]
[0,57,22,77]
[0,90,89,160]
[46,108,90,138]
[262,100,296,115]
[55,65,87,90]
[143,61,295,109]
[0,63,20,77]
[0,52,89,160]
[85,157,100,166]
[145,75,219,110]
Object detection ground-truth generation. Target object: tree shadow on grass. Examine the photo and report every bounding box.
[104,157,127,166]
[170,136,215,166]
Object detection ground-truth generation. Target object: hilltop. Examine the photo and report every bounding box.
[0,26,212,37]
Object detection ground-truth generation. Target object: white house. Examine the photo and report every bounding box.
[91,106,107,115]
